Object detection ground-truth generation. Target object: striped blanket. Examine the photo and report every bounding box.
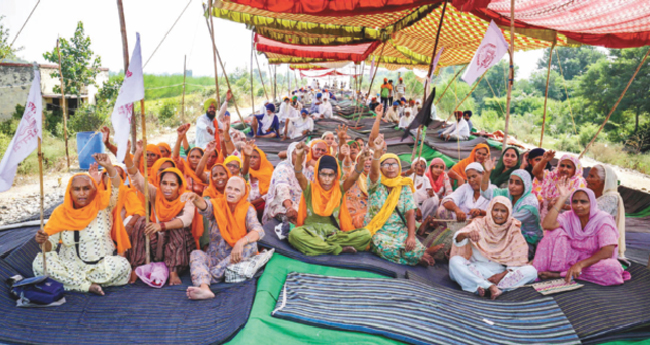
[272,272,580,345]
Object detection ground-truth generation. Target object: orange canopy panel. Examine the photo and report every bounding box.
[220,0,440,17]
[455,0,650,48]
[255,34,381,63]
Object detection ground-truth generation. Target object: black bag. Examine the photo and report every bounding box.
[10,275,65,305]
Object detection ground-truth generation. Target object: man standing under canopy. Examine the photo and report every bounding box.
[380,78,391,110]
[197,91,232,149]
[395,77,406,99]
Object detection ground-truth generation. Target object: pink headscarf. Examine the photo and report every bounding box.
[558,188,618,242]
[540,154,587,201]
[425,158,448,193]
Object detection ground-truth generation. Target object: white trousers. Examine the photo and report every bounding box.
[449,256,537,293]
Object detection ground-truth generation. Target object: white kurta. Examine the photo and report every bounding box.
[286,116,314,139]
[411,174,432,206]
[278,102,292,123]
[318,101,333,119]
[33,185,131,292]
[398,115,414,129]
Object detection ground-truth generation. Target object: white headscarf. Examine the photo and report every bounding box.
[466,162,484,173]
[601,165,626,258]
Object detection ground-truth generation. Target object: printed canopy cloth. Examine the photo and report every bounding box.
[456,0,650,48]
[220,0,440,16]
[255,34,381,63]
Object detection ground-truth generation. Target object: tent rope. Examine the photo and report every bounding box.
[1,0,40,63]
[143,0,192,70]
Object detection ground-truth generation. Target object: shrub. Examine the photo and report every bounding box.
[68,103,109,135]
[553,133,581,153]
[158,99,179,126]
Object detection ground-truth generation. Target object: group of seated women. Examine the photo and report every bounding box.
[31,96,631,301]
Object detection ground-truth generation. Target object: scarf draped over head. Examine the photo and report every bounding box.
[157,142,172,158]
[202,163,232,200]
[491,169,540,242]
[98,173,144,254]
[249,147,274,195]
[181,147,209,190]
[365,154,415,235]
[148,158,177,186]
[540,154,586,201]
[559,188,618,242]
[451,143,490,181]
[306,139,329,163]
[425,158,449,194]
[490,147,521,187]
[45,174,126,249]
[450,196,529,266]
[138,144,162,176]
[297,155,354,231]
[210,176,251,247]
[600,165,625,256]
[153,168,203,248]
[224,155,242,175]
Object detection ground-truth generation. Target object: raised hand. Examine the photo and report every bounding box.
[177,123,190,138]
[340,144,350,157]
[556,176,570,198]
[185,192,201,206]
[135,140,144,155]
[484,157,497,172]
[336,124,348,138]
[226,89,233,102]
[242,139,255,157]
[542,149,555,162]
[205,141,217,153]
[375,104,384,116]
[295,142,307,157]
[357,146,371,162]
[92,153,112,168]
[88,162,101,183]
[100,126,111,145]
[373,135,385,151]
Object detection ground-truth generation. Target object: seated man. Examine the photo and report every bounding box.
[368,97,380,112]
[463,110,474,133]
[283,109,313,140]
[449,197,537,300]
[309,93,323,114]
[398,108,414,129]
[277,96,292,124]
[251,103,280,138]
[316,95,333,119]
[288,144,372,256]
[438,163,490,221]
[34,154,131,295]
[441,111,470,141]
[384,101,400,123]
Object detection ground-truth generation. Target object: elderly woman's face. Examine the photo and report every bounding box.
[225,177,246,203]
[312,143,328,160]
[491,203,509,225]
[70,176,96,209]
[318,168,336,191]
[586,168,604,191]
[558,159,576,178]
[226,161,240,176]
[381,158,400,179]
[414,161,426,176]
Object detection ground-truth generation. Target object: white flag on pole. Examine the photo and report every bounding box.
[461,21,508,85]
[112,32,144,162]
[430,46,444,85]
[368,56,375,78]
[0,68,43,192]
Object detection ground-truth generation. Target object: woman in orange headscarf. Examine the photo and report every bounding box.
[125,150,203,286]
[242,140,274,219]
[134,142,162,176]
[185,176,264,300]
[286,143,372,256]
[448,143,490,187]
[197,163,231,250]
[34,154,131,295]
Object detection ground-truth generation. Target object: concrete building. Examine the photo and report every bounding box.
[0,62,109,121]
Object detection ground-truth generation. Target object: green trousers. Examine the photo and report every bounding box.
[288,224,372,256]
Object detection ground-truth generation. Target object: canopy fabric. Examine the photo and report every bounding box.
[221,0,440,17]
[459,0,650,48]
[298,69,361,78]
[256,34,381,62]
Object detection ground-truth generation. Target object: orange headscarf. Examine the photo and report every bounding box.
[153,168,204,249]
[306,139,329,163]
[138,144,162,175]
[210,176,251,247]
[297,156,354,231]
[202,163,232,200]
[181,147,209,190]
[157,142,172,158]
[148,158,177,186]
[98,172,144,254]
[45,174,132,254]
[249,147,274,195]
[450,143,490,181]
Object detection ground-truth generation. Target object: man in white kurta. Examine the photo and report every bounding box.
[278,97,292,124]
[284,109,314,139]
[398,108,414,129]
[442,112,470,141]
[317,96,333,119]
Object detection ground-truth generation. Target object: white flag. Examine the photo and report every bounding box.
[112,32,144,162]
[0,69,43,192]
[368,56,375,78]
[462,21,508,85]
[424,47,444,96]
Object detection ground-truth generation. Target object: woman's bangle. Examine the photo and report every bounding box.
[294,169,303,174]
[354,165,364,174]
[245,235,250,244]
[553,206,561,213]
[109,170,118,179]
[160,222,166,231]
[372,156,381,161]
[127,163,135,170]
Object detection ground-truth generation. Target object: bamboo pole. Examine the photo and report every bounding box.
[449,71,487,121]
[38,133,46,275]
[204,5,246,127]
[501,0,516,154]
[434,65,466,106]
[140,99,150,264]
[417,128,426,161]
[55,39,70,169]
[539,42,556,147]
[580,46,650,158]
[181,55,186,122]
[423,1,448,102]
[116,0,137,154]
[273,65,277,102]
[206,2,221,105]
[356,44,386,127]
[254,50,269,100]
[250,32,255,116]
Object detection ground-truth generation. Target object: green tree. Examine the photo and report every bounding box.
[0,15,21,60]
[536,46,606,80]
[43,21,101,97]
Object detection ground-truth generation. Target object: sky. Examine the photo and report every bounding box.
[2,0,545,80]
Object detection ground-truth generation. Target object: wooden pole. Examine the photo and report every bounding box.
[273,65,277,102]
[116,0,137,154]
[181,55,186,122]
[140,99,150,264]
[580,46,650,158]
[250,31,255,116]
[501,0,516,153]
[38,133,46,275]
[434,65,466,106]
[55,39,70,169]
[205,2,221,105]
[356,43,386,126]
[254,49,269,100]
[539,42,556,147]
[423,1,448,102]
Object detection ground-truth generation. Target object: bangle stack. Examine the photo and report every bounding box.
[354,165,364,174]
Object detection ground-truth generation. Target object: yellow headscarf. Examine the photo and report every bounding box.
[224,155,242,175]
[365,153,414,235]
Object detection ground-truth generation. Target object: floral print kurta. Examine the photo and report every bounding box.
[190,202,264,286]
[262,161,302,224]
[365,175,425,266]
[33,185,131,292]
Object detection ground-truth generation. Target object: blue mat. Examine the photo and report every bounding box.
[272,272,581,345]
[260,220,457,289]
[0,225,39,258]
[0,236,257,345]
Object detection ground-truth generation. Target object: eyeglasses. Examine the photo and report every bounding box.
[381,163,399,169]
[226,163,239,169]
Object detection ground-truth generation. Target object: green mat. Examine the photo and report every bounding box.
[398,145,457,167]
[226,255,403,345]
